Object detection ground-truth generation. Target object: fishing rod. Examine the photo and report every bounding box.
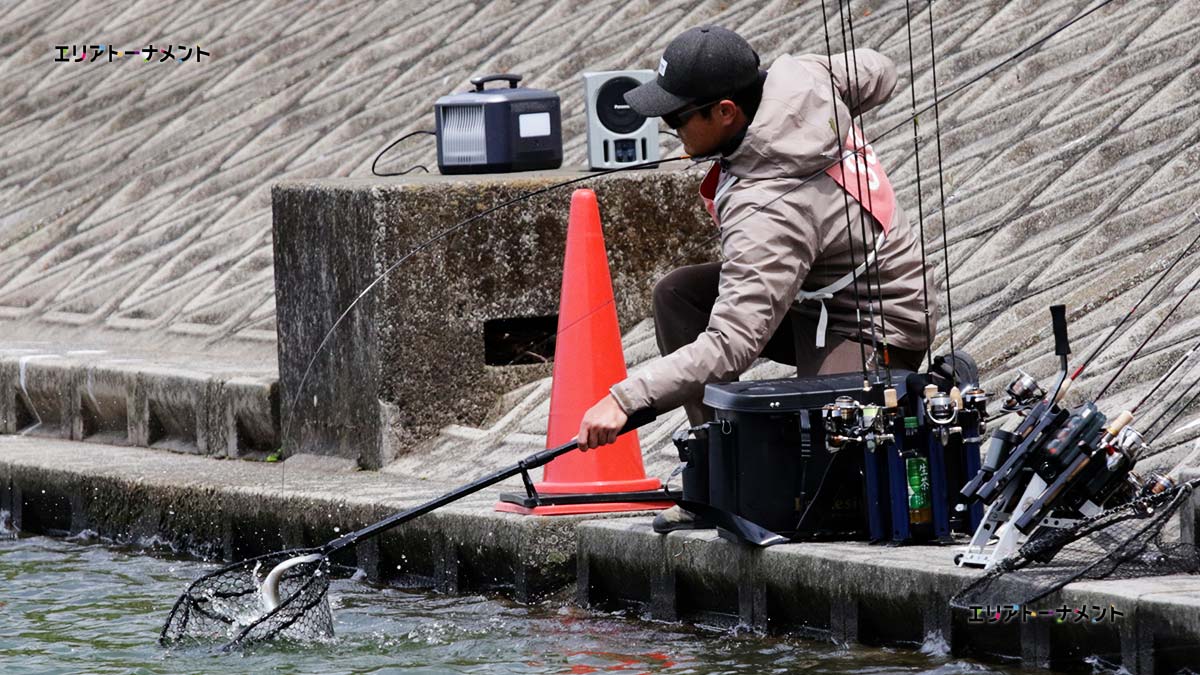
[966,225,1200,503]
[838,0,892,387]
[1145,365,1200,444]
[1094,269,1200,401]
[1066,212,1200,395]
[820,0,875,390]
[1127,337,1200,418]
[924,0,956,388]
[903,0,934,373]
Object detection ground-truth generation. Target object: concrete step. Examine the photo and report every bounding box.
[0,342,278,459]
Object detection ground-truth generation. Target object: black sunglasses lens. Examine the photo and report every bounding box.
[662,111,683,129]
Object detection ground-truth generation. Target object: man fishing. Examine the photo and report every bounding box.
[577,25,940,532]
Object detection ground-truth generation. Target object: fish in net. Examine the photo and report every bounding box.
[951,479,1200,610]
[159,548,335,650]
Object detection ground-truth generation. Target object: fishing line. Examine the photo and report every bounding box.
[279,0,1123,478]
[820,0,872,386]
[843,0,895,386]
[904,0,934,373]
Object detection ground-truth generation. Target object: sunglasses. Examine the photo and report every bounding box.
[662,100,720,129]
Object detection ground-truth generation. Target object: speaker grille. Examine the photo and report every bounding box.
[440,104,487,165]
[595,76,646,134]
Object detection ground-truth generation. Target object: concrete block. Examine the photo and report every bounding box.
[272,171,714,466]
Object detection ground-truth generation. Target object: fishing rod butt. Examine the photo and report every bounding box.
[1050,304,1071,357]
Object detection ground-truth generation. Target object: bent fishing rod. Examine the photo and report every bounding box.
[281,0,1128,476]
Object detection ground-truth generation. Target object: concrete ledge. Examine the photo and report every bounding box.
[0,435,599,600]
[576,520,1200,673]
[5,433,1200,674]
[0,348,278,460]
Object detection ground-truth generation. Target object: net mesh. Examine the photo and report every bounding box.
[160,548,334,650]
[952,480,1200,609]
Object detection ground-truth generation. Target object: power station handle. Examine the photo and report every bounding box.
[1050,304,1071,356]
[470,73,523,91]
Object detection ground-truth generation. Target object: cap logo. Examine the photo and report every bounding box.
[658,57,668,76]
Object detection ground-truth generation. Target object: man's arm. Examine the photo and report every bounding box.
[799,49,898,116]
[609,189,818,415]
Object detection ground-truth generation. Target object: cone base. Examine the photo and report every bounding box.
[534,476,662,494]
[494,500,674,516]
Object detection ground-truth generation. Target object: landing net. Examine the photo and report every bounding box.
[160,548,333,650]
[952,481,1200,609]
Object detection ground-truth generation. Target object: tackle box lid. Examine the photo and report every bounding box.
[702,371,914,413]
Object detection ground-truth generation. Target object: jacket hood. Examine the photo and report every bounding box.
[723,54,851,180]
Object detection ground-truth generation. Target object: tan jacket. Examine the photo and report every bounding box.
[611,50,940,415]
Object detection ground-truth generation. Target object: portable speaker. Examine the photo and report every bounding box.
[582,70,660,170]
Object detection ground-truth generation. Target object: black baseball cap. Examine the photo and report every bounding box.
[624,26,761,117]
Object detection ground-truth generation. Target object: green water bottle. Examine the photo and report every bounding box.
[906,455,932,525]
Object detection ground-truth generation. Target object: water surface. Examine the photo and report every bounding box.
[0,533,1080,675]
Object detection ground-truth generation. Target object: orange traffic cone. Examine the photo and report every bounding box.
[496,189,672,516]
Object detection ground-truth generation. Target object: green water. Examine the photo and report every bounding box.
[0,532,1078,675]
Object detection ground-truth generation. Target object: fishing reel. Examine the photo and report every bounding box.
[820,395,894,452]
[1003,370,1045,413]
[922,383,989,445]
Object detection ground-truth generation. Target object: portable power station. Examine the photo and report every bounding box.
[434,73,562,174]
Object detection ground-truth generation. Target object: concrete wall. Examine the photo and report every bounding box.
[273,170,713,467]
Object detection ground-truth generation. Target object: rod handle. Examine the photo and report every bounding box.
[1050,304,1071,356]
[1107,410,1134,437]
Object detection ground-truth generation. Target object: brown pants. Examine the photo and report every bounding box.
[653,262,925,426]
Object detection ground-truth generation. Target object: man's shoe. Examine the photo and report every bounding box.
[652,504,712,533]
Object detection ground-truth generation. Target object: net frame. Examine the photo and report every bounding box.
[160,547,336,651]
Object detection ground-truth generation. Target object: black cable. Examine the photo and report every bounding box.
[371,130,435,177]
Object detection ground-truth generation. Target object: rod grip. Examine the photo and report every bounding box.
[1050,304,1071,356]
